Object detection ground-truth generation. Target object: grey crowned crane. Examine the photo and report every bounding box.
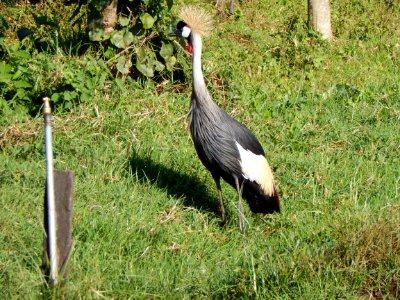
[171,6,280,230]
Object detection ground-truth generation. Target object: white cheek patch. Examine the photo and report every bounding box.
[235,142,275,196]
[182,26,191,38]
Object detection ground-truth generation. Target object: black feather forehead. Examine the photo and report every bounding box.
[176,21,187,31]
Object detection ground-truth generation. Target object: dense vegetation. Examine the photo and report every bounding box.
[1,0,399,298]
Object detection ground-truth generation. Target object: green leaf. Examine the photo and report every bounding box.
[165,56,176,71]
[111,29,134,48]
[118,16,130,27]
[0,74,12,83]
[13,80,32,88]
[116,55,132,74]
[140,13,155,29]
[104,47,116,59]
[136,62,153,77]
[12,70,23,80]
[85,77,95,91]
[51,92,61,103]
[63,90,78,101]
[12,50,31,60]
[123,31,134,47]
[0,62,12,72]
[63,101,73,110]
[14,88,28,100]
[80,92,91,102]
[160,42,174,60]
[0,62,13,82]
[110,31,124,48]
[9,42,20,52]
[136,47,147,62]
[153,60,165,72]
[89,27,110,42]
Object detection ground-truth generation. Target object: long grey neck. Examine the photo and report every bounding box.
[190,32,214,107]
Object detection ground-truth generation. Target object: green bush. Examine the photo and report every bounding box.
[88,0,177,77]
[0,0,177,114]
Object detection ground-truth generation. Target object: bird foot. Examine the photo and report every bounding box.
[238,201,246,233]
[238,215,246,233]
[219,216,227,227]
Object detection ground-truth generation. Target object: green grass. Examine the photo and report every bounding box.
[1,0,400,298]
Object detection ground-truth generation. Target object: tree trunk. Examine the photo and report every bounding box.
[88,0,118,41]
[215,0,235,15]
[229,0,235,15]
[308,0,333,41]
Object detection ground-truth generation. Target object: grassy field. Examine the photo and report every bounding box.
[1,0,399,298]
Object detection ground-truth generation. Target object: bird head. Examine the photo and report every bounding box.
[170,21,193,52]
[170,6,213,53]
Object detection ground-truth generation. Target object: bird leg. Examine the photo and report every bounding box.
[234,176,245,232]
[214,177,226,226]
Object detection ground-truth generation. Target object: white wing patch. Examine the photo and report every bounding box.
[235,142,276,196]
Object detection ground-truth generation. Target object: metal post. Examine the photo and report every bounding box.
[43,96,58,284]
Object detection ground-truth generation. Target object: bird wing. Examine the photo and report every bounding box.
[221,114,276,197]
[222,112,265,156]
[211,111,266,178]
[189,103,267,182]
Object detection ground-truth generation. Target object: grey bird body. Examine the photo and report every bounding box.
[189,38,279,215]
[190,99,280,212]
[173,7,280,227]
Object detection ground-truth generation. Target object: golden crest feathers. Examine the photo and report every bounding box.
[178,6,214,37]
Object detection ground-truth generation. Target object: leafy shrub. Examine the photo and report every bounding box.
[88,0,177,77]
[0,25,112,114]
[0,0,178,114]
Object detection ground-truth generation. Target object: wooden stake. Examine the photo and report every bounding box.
[43,171,74,282]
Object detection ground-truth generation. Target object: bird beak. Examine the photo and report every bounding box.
[169,30,179,37]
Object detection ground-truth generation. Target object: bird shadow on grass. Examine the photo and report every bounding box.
[128,150,221,217]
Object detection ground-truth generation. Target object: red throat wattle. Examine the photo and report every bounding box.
[187,42,193,53]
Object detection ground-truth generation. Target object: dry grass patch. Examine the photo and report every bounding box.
[328,210,400,298]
